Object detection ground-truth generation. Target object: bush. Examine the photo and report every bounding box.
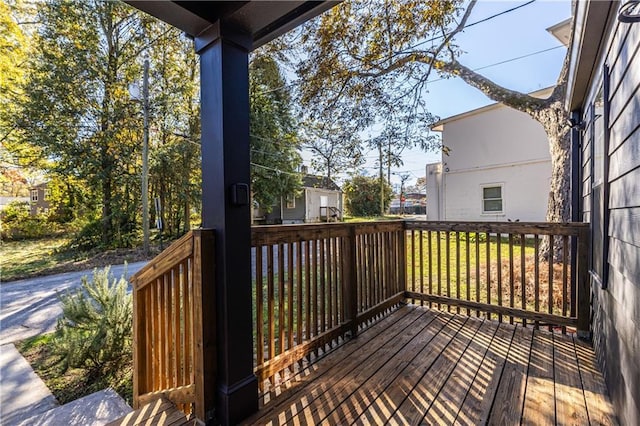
[54,266,132,376]
[343,175,393,217]
[0,201,58,240]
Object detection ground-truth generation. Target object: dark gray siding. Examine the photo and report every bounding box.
[282,193,306,223]
[582,15,640,424]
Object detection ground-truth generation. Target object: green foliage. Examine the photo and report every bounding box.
[344,175,392,217]
[54,266,132,376]
[250,53,302,212]
[0,201,58,240]
[147,28,201,237]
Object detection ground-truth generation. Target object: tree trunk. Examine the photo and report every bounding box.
[535,101,571,261]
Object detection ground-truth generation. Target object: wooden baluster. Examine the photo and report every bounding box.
[508,234,515,325]
[436,231,442,310]
[296,242,303,345]
[332,237,338,326]
[548,235,554,331]
[428,231,433,308]
[305,240,311,342]
[312,239,318,340]
[521,234,527,327]
[420,230,424,306]
[497,232,502,323]
[255,247,264,380]
[455,231,461,314]
[534,234,540,329]
[267,245,275,364]
[278,243,285,355]
[411,230,416,301]
[486,233,491,321]
[562,235,569,334]
[466,232,470,316]
[446,231,451,312]
[475,232,480,317]
[288,242,294,350]
[319,239,326,334]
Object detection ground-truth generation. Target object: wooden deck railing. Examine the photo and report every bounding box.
[251,222,405,392]
[405,221,590,333]
[130,229,215,421]
[130,220,591,420]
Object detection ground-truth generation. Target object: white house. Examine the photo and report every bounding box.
[426,90,553,222]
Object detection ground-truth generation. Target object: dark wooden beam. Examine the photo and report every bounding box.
[196,22,257,425]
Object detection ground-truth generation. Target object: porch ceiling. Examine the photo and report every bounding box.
[125,1,339,49]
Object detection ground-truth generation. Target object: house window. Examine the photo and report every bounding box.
[482,185,503,214]
[320,195,328,207]
[44,188,51,200]
[285,194,295,209]
[31,189,38,202]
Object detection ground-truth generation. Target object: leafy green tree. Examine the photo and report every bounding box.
[250,53,302,212]
[296,0,572,231]
[146,26,201,237]
[344,175,392,217]
[14,0,150,247]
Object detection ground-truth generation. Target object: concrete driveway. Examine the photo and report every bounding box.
[0,262,147,345]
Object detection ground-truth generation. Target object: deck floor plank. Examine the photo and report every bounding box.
[484,325,533,425]
[553,333,590,425]
[522,330,556,425]
[330,313,457,425]
[251,308,436,425]
[248,305,422,424]
[389,317,482,425]
[453,322,515,425]
[573,337,618,425]
[245,305,616,426]
[295,310,440,424]
[422,319,500,425]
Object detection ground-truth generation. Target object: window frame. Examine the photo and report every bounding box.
[481,183,504,215]
[285,194,295,209]
[30,189,38,202]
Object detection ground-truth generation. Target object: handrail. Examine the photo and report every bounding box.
[130,229,215,421]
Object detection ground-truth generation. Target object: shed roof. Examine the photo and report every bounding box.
[303,175,341,191]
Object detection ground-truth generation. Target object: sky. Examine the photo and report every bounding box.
[302,0,572,190]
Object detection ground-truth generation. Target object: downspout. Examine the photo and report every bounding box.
[570,109,582,318]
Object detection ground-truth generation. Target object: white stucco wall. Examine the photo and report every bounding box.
[433,103,552,221]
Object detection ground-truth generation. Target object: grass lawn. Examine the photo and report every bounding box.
[1,236,76,281]
[17,333,133,405]
[1,235,160,282]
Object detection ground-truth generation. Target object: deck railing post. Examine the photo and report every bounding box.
[399,224,407,296]
[192,230,217,422]
[576,227,591,340]
[343,225,358,337]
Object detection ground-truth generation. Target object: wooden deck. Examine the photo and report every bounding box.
[245,304,617,425]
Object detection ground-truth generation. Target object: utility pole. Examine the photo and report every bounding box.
[142,59,150,255]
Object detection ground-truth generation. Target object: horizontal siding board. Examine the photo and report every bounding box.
[609,207,640,247]
[607,22,640,102]
[608,63,640,132]
[607,266,640,327]
[609,94,640,154]
[609,167,640,209]
[591,286,640,421]
[608,236,640,286]
[609,125,640,180]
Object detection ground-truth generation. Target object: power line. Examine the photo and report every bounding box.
[254,0,539,97]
